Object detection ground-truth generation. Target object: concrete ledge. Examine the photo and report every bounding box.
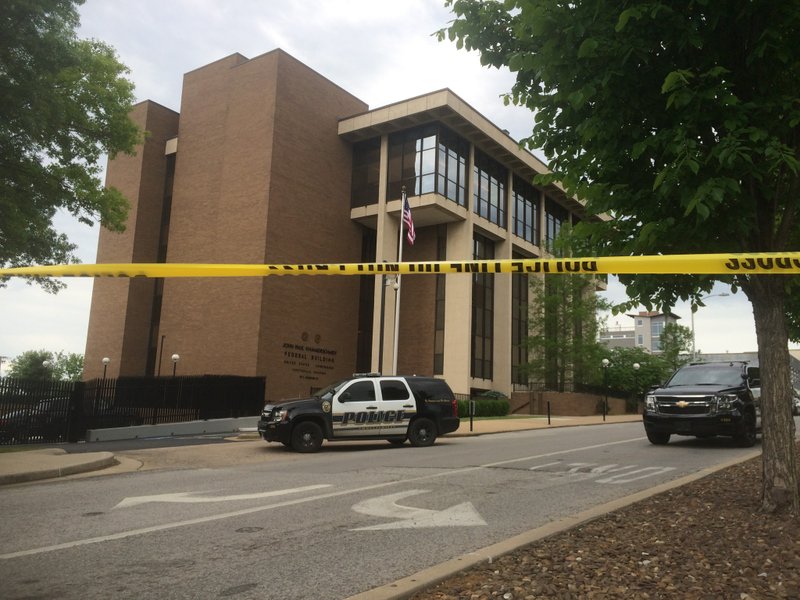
[85,416,260,442]
[0,449,117,486]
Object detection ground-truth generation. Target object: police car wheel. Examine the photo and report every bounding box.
[408,418,437,447]
[291,421,323,453]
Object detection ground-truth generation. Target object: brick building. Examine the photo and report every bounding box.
[84,49,600,401]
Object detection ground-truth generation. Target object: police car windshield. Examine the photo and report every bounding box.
[314,380,348,401]
[667,365,744,387]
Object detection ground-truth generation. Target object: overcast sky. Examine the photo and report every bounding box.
[0,0,779,374]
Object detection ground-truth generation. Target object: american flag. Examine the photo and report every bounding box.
[403,196,416,246]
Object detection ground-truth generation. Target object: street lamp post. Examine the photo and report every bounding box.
[690,293,730,358]
[601,358,610,421]
[171,354,180,377]
[633,362,641,408]
[102,357,110,379]
[42,359,52,380]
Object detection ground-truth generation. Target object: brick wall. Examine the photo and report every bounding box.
[510,390,632,416]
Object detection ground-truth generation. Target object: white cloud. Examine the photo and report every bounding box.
[0,0,783,368]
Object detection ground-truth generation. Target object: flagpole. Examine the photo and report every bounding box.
[392,187,406,376]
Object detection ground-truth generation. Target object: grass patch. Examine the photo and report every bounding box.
[0,445,36,454]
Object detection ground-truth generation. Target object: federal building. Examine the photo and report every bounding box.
[84,49,602,401]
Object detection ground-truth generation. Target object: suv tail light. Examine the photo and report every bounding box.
[451,397,458,417]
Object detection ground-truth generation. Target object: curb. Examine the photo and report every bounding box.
[343,449,761,600]
[0,451,117,486]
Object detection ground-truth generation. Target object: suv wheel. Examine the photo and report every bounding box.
[408,418,437,447]
[291,421,323,453]
[646,430,670,445]
[734,412,757,448]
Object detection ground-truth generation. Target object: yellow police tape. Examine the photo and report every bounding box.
[2,253,800,278]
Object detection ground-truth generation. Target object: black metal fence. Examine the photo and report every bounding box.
[0,375,266,445]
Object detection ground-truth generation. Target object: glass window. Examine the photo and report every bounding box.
[387,124,468,207]
[511,252,529,384]
[433,225,447,375]
[544,196,568,252]
[473,150,507,228]
[351,138,381,208]
[380,380,410,400]
[512,176,539,245]
[471,234,495,379]
[341,381,376,402]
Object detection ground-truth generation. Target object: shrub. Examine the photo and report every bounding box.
[457,397,510,417]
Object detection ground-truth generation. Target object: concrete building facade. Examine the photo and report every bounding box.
[84,49,599,401]
[600,311,681,353]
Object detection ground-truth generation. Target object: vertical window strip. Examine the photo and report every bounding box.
[471,234,495,380]
[433,225,447,375]
[473,150,507,228]
[545,196,568,253]
[512,176,539,246]
[511,253,529,385]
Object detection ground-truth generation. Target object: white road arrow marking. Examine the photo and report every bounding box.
[350,489,486,531]
[115,484,332,508]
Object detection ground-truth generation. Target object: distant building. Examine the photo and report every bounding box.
[600,311,681,353]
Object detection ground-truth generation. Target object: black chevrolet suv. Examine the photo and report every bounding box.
[643,361,761,447]
[258,374,460,452]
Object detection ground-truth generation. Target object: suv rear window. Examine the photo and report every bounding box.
[407,378,455,401]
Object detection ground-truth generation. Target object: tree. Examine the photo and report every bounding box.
[523,272,609,391]
[601,346,671,407]
[441,1,800,513]
[659,322,693,371]
[522,228,610,391]
[0,0,141,290]
[7,349,83,381]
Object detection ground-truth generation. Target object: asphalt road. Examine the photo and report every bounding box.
[0,422,761,599]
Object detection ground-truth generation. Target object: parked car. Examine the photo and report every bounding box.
[793,389,800,416]
[0,397,71,442]
[258,373,460,452]
[643,361,760,447]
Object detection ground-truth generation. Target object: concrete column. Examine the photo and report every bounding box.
[491,170,514,397]
[441,146,474,396]
[370,134,396,374]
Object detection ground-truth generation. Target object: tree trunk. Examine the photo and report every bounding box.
[745,276,799,514]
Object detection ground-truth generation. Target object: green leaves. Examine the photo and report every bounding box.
[0,0,142,286]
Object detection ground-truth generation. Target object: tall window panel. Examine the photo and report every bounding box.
[544,196,568,253]
[512,176,539,245]
[433,225,447,374]
[387,124,469,207]
[351,137,381,208]
[473,150,507,228]
[511,252,529,385]
[437,127,469,207]
[471,234,495,380]
[387,124,437,199]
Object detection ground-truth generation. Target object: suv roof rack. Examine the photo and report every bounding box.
[688,360,748,366]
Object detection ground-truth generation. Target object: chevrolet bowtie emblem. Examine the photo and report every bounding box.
[676,401,689,408]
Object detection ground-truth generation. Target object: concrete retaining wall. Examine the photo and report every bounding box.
[85,416,261,442]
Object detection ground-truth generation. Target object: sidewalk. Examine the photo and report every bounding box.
[0,414,642,486]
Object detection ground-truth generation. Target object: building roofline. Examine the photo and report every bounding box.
[337,88,601,219]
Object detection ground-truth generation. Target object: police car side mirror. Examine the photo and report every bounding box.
[340,392,351,402]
